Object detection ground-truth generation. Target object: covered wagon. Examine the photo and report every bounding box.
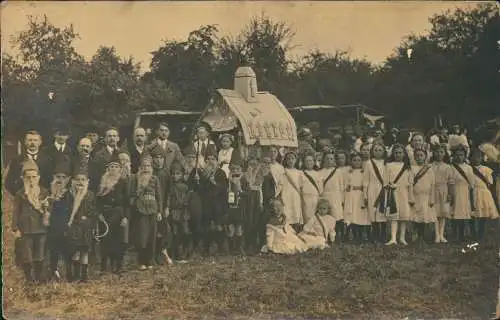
[194,66,298,158]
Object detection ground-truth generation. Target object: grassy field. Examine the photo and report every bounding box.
[2,191,499,320]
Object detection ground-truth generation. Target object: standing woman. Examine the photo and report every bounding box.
[431,144,454,243]
[407,132,430,166]
[384,144,414,246]
[411,148,436,243]
[449,144,476,242]
[363,143,388,243]
[282,151,305,232]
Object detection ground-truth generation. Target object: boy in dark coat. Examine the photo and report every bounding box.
[184,145,204,255]
[47,155,73,281]
[12,160,51,283]
[226,152,246,254]
[199,145,229,255]
[167,161,191,260]
[95,154,130,274]
[67,165,98,282]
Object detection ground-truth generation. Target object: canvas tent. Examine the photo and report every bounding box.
[197,67,298,148]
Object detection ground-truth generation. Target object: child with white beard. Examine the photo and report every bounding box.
[66,166,98,282]
[12,160,51,283]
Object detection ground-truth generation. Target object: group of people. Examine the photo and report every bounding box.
[5,120,500,284]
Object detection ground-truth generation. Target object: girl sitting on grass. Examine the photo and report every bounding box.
[261,198,307,255]
[297,198,336,251]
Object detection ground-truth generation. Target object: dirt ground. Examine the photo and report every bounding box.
[2,191,499,320]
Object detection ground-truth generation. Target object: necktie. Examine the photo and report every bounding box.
[201,142,206,156]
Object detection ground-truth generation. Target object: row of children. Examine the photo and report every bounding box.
[261,141,499,254]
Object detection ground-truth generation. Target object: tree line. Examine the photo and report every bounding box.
[2,3,498,141]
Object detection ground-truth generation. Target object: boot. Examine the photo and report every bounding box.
[236,236,245,255]
[66,261,74,282]
[380,223,387,243]
[23,263,33,283]
[33,261,44,283]
[80,264,89,282]
[100,256,109,275]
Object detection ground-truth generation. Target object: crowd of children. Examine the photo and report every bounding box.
[6,122,500,284]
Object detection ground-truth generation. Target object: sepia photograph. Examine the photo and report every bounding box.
[1,1,499,319]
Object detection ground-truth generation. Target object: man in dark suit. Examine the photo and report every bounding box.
[5,130,52,195]
[191,123,217,168]
[129,127,147,174]
[146,122,184,173]
[89,127,123,192]
[42,123,75,178]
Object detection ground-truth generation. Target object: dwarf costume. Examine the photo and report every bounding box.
[184,145,204,254]
[199,144,229,255]
[129,155,164,268]
[167,161,195,260]
[149,144,173,261]
[12,160,51,282]
[66,166,98,282]
[225,151,247,254]
[95,154,130,274]
[47,156,73,280]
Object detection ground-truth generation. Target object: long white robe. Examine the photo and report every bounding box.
[298,214,336,251]
[263,224,307,255]
[282,168,304,225]
[363,159,387,222]
[321,167,346,221]
[301,170,323,224]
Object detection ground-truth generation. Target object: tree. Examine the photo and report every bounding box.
[149,25,219,111]
[372,3,500,130]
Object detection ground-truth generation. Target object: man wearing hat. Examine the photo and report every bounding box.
[129,154,165,270]
[46,155,73,281]
[95,153,130,275]
[5,130,51,196]
[43,122,74,158]
[147,122,184,173]
[12,160,51,283]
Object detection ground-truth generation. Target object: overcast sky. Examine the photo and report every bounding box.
[1,1,480,72]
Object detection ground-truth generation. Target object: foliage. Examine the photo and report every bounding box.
[2,4,498,140]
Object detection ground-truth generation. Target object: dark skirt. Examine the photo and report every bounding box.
[241,190,263,229]
[135,214,157,249]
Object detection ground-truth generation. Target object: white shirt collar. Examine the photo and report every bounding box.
[55,142,65,151]
[106,145,115,154]
[135,145,144,152]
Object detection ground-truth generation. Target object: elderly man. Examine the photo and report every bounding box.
[147,122,184,173]
[130,127,147,174]
[5,130,51,195]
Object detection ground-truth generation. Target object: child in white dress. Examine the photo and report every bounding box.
[449,145,476,242]
[217,134,235,179]
[301,153,323,225]
[470,149,498,242]
[385,144,414,246]
[363,143,388,243]
[411,148,436,243]
[261,198,307,255]
[297,198,336,251]
[344,153,370,242]
[282,151,304,231]
[431,144,454,243]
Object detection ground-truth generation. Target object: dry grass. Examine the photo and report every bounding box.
[2,191,498,320]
